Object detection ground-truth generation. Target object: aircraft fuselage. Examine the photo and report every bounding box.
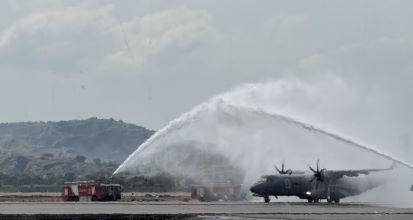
[250,173,380,203]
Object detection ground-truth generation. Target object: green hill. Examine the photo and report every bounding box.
[0,118,154,162]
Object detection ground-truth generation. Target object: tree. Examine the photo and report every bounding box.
[63,172,76,182]
[75,155,86,163]
[93,158,101,166]
[40,153,54,160]
[15,155,30,172]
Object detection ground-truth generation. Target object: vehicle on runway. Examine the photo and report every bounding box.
[250,160,394,203]
[62,180,122,202]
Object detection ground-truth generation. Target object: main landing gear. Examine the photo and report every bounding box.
[264,196,270,203]
[307,198,320,203]
[327,197,340,203]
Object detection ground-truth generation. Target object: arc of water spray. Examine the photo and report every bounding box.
[231,105,413,169]
[114,101,413,175]
[113,103,208,175]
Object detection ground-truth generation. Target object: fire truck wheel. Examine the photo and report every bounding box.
[92,196,97,201]
[69,197,79,202]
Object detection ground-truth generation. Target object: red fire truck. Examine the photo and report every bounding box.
[61,181,122,202]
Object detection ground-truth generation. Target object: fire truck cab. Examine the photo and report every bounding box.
[62,181,122,202]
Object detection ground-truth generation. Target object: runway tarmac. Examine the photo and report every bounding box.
[0,202,412,219]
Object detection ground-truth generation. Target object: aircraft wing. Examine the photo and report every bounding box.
[326,163,395,180]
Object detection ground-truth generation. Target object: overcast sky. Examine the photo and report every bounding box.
[1,1,413,155]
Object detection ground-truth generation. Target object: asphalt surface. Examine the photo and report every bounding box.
[0,202,412,219]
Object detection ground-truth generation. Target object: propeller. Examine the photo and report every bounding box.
[275,160,293,175]
[309,159,326,183]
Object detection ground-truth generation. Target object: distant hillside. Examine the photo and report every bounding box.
[0,118,155,162]
[0,153,118,181]
[0,153,190,192]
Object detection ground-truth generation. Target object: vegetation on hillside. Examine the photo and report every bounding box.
[0,118,155,162]
[0,153,193,192]
[0,118,242,192]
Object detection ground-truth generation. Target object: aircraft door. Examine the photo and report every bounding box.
[284,179,291,195]
[292,181,301,195]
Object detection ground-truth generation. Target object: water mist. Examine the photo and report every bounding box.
[115,80,413,206]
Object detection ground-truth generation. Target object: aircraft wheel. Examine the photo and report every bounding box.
[327,198,333,203]
[307,198,313,203]
[313,198,320,203]
[333,198,340,203]
[264,196,270,203]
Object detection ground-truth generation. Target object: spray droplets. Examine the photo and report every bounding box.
[114,81,413,204]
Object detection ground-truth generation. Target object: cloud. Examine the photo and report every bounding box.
[0,3,115,73]
[0,3,215,74]
[298,53,324,71]
[0,0,413,155]
[102,6,214,72]
[332,36,413,77]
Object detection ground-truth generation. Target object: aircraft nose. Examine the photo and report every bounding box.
[250,186,256,193]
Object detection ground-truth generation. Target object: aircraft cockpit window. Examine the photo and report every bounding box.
[257,177,267,184]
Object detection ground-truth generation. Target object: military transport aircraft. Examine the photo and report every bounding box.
[250,160,394,203]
